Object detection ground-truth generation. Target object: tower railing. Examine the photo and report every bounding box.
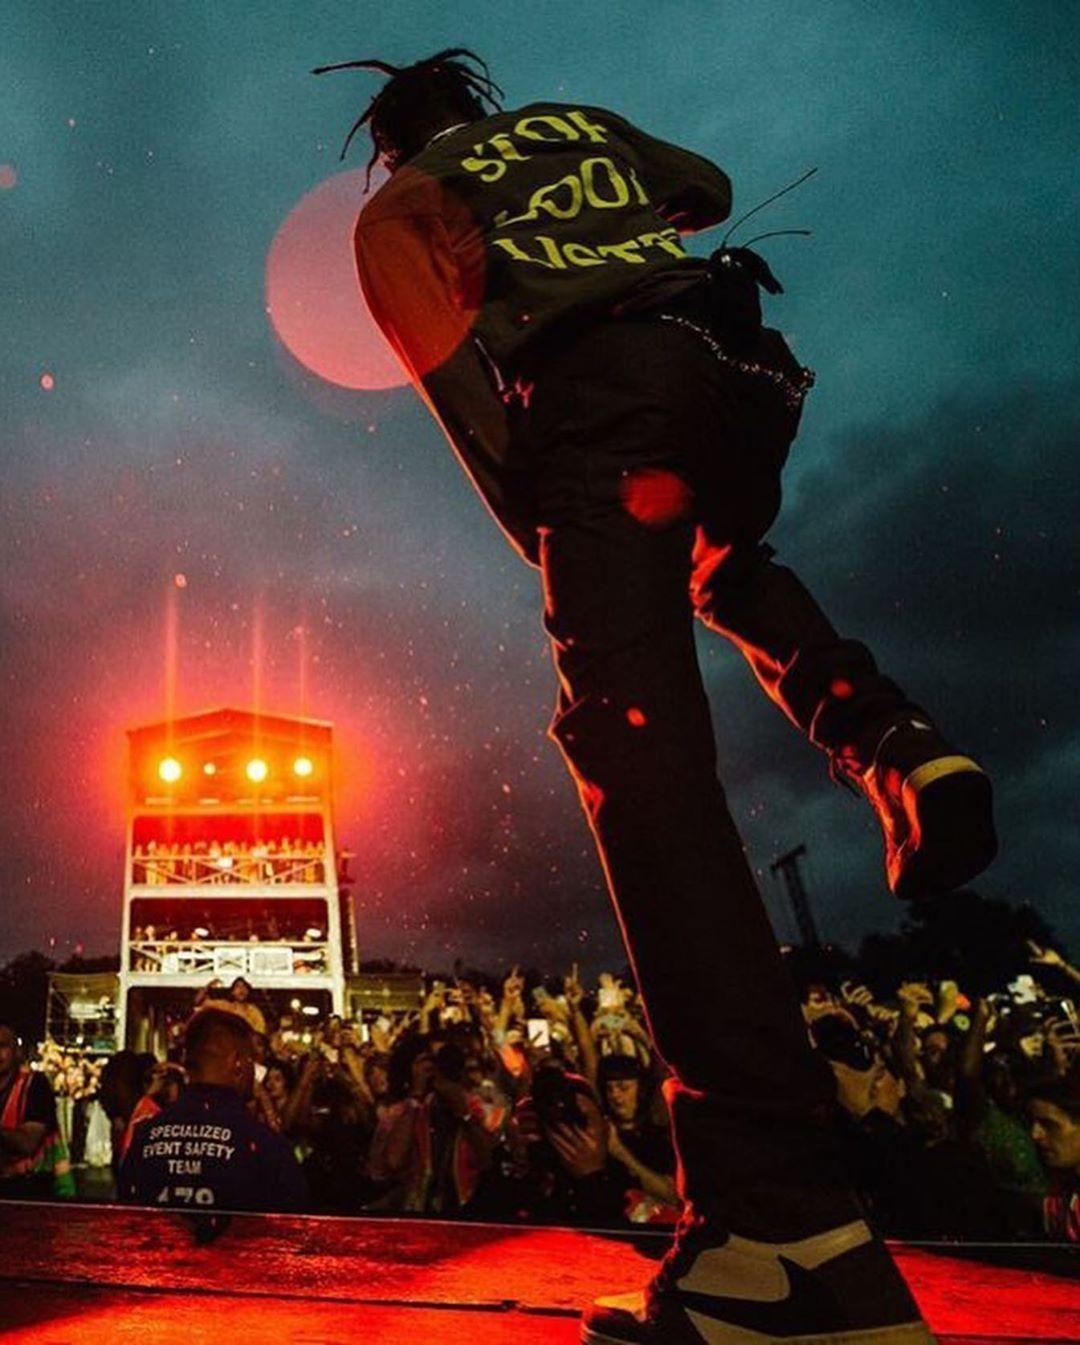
[127,938,330,979]
[131,845,327,887]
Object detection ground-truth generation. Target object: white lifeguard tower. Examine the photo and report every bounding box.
[117,708,355,1052]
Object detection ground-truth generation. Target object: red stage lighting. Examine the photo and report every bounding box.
[158,758,182,784]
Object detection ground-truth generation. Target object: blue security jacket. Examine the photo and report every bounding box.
[118,1082,309,1214]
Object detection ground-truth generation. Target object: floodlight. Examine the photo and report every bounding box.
[246,758,268,783]
[293,756,314,778]
[158,758,182,783]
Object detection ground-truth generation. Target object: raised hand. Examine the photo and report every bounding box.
[548,1117,608,1179]
[802,993,858,1030]
[840,981,875,1010]
[897,982,935,1022]
[564,962,584,1011]
[972,996,997,1037]
[936,979,960,1023]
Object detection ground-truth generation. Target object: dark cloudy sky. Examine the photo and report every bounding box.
[2,2,1077,976]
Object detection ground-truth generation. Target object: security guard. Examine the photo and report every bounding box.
[0,1019,73,1200]
[119,1008,307,1214]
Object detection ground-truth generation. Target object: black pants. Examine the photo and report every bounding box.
[507,286,913,1239]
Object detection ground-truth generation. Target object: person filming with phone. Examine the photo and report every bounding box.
[499,1059,625,1225]
[368,1035,494,1215]
[597,1054,679,1223]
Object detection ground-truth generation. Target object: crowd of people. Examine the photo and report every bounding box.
[2,946,1078,1241]
[129,913,330,973]
[131,838,327,886]
[793,942,1080,1241]
[35,1042,112,1169]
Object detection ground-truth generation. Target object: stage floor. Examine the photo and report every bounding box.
[0,1203,1076,1343]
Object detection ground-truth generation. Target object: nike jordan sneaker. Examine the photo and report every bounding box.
[581,1214,934,1344]
[832,718,997,901]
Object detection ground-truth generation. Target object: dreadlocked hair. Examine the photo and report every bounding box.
[312,47,505,191]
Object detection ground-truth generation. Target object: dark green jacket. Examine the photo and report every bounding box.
[355,102,731,564]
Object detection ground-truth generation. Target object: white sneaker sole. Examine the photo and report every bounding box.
[582,1318,936,1344]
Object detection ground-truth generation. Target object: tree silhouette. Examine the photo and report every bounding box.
[0,951,55,1045]
[857,889,1061,996]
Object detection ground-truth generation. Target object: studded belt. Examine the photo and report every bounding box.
[656,313,816,410]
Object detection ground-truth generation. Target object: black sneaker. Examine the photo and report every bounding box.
[581,1213,934,1344]
[832,718,997,901]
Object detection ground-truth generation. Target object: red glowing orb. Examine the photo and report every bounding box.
[621,468,693,527]
[266,168,407,391]
[40,372,55,391]
[0,164,17,190]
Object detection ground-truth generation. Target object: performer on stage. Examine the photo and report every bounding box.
[316,47,997,1343]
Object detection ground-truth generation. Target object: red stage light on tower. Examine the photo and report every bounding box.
[245,758,269,783]
[293,756,314,778]
[158,758,182,783]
